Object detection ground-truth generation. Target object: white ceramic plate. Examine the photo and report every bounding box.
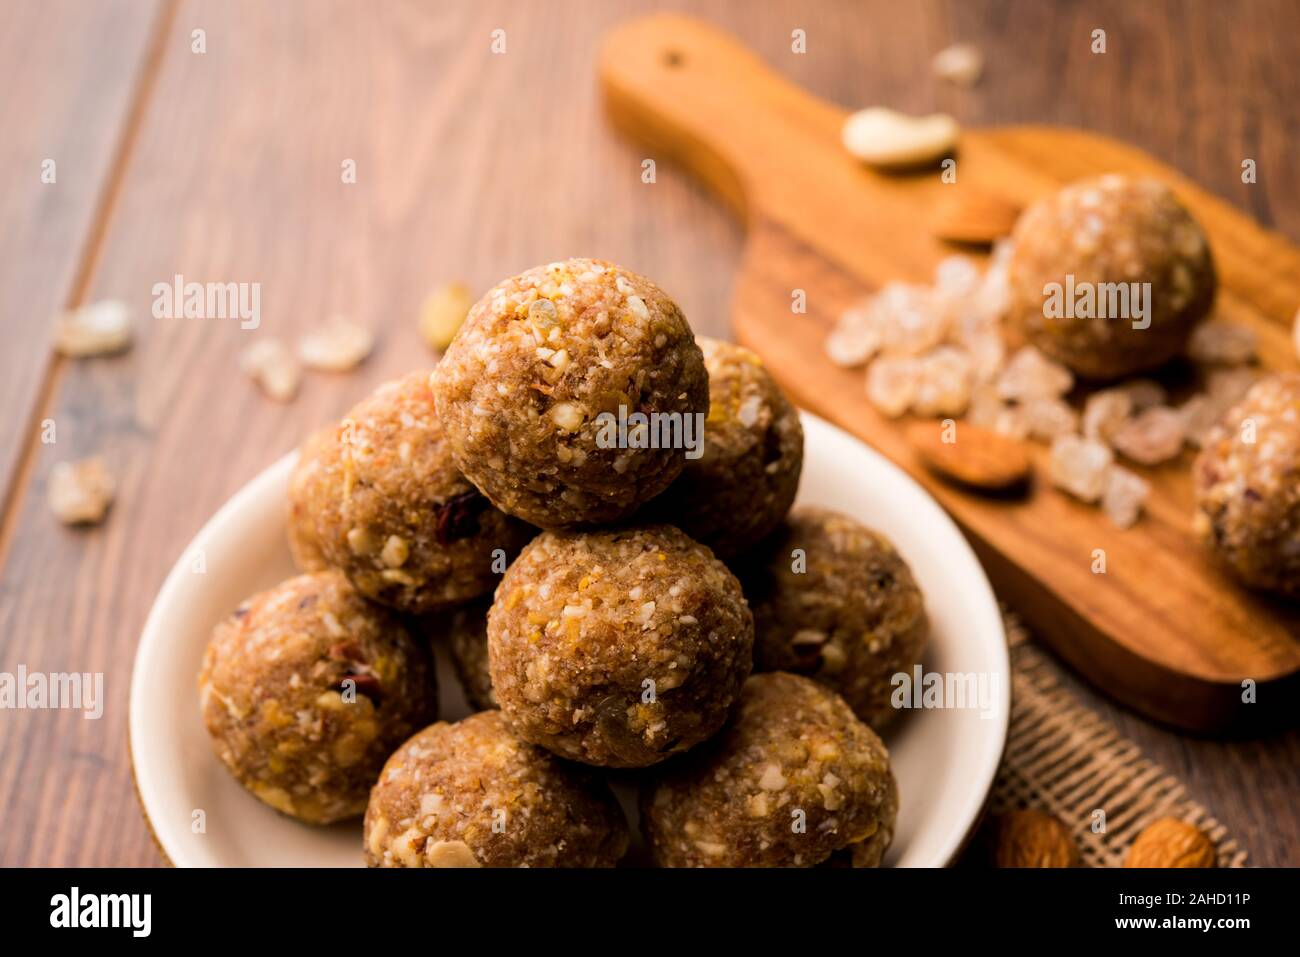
[130,411,1009,867]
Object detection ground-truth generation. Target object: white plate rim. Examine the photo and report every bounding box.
[129,410,1009,867]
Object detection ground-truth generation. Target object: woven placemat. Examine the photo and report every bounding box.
[985,609,1248,868]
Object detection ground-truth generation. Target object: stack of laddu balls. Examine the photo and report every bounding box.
[198,258,928,867]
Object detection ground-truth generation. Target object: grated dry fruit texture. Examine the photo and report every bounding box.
[744,507,927,731]
[640,673,898,868]
[1193,373,1300,597]
[488,525,753,768]
[198,571,436,824]
[364,711,628,867]
[286,426,335,572]
[289,371,533,614]
[431,259,709,527]
[445,597,497,710]
[1006,175,1216,379]
[48,457,115,525]
[640,337,803,559]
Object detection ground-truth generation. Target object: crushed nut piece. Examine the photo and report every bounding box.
[53,300,133,358]
[49,457,116,525]
[841,107,958,168]
[239,339,301,401]
[298,317,374,371]
[424,839,482,868]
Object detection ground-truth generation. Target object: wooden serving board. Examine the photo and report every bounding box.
[599,14,1300,733]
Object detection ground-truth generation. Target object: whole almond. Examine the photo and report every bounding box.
[932,192,1022,245]
[991,809,1079,868]
[1124,818,1216,868]
[906,419,1030,491]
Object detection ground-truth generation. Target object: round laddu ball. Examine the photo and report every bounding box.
[364,711,628,867]
[1006,174,1215,379]
[198,571,437,824]
[642,337,803,559]
[745,506,927,731]
[445,597,497,710]
[1193,373,1300,597]
[641,672,898,868]
[286,426,336,573]
[288,371,533,614]
[431,258,709,527]
[488,525,753,768]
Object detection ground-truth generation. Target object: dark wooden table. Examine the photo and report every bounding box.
[1,0,1296,866]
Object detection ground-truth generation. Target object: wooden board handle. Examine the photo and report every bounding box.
[599,14,844,223]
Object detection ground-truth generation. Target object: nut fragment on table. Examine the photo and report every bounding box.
[53,300,133,357]
[1124,817,1216,868]
[841,107,958,168]
[48,457,116,525]
[419,281,473,351]
[298,317,374,371]
[931,42,983,87]
[990,809,1079,868]
[239,338,301,401]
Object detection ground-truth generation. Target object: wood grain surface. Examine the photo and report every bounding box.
[600,13,1300,733]
[0,0,1296,866]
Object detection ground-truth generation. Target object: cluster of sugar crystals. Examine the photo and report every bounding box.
[828,245,1013,420]
[825,239,1265,529]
